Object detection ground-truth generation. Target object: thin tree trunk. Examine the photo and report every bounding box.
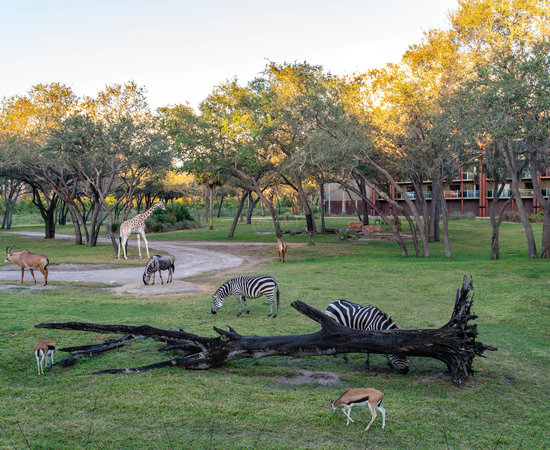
[228,190,248,238]
[434,174,451,258]
[319,175,326,233]
[209,183,214,230]
[528,150,550,258]
[503,141,537,258]
[339,180,409,257]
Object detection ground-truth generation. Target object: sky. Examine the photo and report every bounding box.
[0,0,458,110]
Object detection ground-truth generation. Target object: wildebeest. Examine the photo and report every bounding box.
[143,255,175,285]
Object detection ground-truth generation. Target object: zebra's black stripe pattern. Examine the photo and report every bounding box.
[212,275,280,318]
[325,299,409,374]
[143,255,175,285]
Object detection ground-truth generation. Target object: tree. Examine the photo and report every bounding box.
[451,0,550,258]
[0,83,80,239]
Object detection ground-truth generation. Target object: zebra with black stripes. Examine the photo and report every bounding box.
[211,275,280,318]
[325,299,409,374]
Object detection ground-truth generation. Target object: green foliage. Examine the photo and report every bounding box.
[145,203,195,232]
[448,211,476,220]
[529,212,543,223]
[0,199,40,215]
[502,211,520,223]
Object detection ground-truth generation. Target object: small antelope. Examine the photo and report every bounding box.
[5,245,50,286]
[276,237,287,263]
[331,388,386,431]
[34,340,55,375]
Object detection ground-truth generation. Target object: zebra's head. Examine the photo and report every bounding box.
[143,271,151,285]
[387,354,409,374]
[211,291,223,314]
[211,284,229,314]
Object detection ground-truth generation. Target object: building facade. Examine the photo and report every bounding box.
[325,167,550,217]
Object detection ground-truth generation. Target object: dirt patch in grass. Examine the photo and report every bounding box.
[274,369,342,386]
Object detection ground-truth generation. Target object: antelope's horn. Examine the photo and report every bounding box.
[6,245,16,254]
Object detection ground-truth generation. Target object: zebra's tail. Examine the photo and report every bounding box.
[276,285,280,311]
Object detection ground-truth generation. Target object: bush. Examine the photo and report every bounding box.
[502,212,520,223]
[529,212,543,223]
[147,203,195,232]
[449,211,476,220]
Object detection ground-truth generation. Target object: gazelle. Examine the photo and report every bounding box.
[276,237,287,263]
[34,340,55,375]
[331,388,386,431]
[5,245,49,286]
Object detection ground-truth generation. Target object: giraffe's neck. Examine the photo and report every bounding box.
[139,203,160,220]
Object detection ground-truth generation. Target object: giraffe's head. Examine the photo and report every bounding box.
[155,201,166,211]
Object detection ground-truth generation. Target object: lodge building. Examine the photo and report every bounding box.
[325,168,550,218]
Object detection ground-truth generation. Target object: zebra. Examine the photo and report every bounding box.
[143,255,175,285]
[211,275,280,318]
[325,299,409,374]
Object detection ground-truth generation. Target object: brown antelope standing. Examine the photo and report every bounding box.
[34,340,55,375]
[331,388,386,431]
[5,246,49,286]
[276,237,287,263]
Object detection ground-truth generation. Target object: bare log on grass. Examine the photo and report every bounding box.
[36,275,496,386]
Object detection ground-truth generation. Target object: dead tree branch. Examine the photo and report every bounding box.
[36,275,496,386]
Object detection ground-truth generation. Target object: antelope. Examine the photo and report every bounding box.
[276,237,287,263]
[5,246,49,286]
[34,340,55,375]
[331,388,386,431]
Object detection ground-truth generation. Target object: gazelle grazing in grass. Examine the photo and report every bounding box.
[34,340,55,375]
[331,388,385,431]
[276,237,287,263]
[5,245,49,286]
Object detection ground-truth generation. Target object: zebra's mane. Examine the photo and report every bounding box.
[371,305,398,329]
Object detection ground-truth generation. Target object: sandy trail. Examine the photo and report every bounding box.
[0,232,279,295]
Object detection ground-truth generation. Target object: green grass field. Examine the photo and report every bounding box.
[1,218,549,448]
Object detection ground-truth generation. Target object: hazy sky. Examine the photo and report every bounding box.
[1,0,458,110]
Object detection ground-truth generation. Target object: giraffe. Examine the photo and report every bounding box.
[117,201,166,260]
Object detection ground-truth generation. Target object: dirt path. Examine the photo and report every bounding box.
[0,232,281,295]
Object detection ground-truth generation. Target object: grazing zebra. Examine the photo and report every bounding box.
[212,275,280,318]
[325,299,409,374]
[143,255,175,285]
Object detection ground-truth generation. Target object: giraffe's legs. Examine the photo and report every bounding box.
[140,230,150,259]
[137,233,142,259]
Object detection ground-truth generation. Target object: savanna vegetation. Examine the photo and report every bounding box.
[0,219,549,448]
[1,0,550,260]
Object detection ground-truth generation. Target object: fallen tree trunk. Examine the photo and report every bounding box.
[36,276,496,386]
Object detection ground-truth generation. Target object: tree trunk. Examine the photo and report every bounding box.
[216,195,226,218]
[319,175,326,233]
[339,180,409,257]
[503,141,537,258]
[528,150,550,258]
[246,192,260,225]
[35,276,496,387]
[434,174,451,258]
[489,182,512,261]
[357,178,369,226]
[228,190,248,238]
[67,203,83,246]
[293,170,315,245]
[358,156,429,256]
[209,183,214,230]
